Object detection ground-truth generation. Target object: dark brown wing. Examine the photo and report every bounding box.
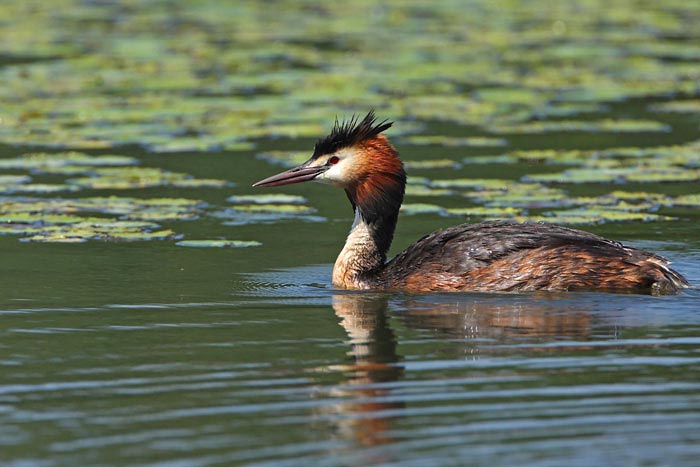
[381,221,688,293]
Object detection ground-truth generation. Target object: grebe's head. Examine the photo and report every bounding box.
[253,111,403,190]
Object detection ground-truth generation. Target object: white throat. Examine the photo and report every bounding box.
[332,209,378,289]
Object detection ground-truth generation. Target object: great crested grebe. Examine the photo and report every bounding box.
[253,111,689,294]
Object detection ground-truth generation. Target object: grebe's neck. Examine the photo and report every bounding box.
[332,141,405,289]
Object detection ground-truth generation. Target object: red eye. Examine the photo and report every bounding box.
[329,156,340,165]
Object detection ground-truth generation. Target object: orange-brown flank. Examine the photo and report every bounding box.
[399,245,680,293]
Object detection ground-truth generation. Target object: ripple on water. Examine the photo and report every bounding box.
[2,266,700,466]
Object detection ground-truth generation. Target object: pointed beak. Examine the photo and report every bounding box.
[253,161,327,188]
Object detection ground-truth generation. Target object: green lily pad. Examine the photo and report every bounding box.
[227,194,307,205]
[171,178,230,188]
[0,175,32,184]
[212,198,324,226]
[246,122,325,139]
[474,87,544,104]
[430,178,511,190]
[0,226,44,236]
[146,137,254,153]
[403,135,508,147]
[123,209,200,221]
[404,185,454,197]
[650,99,700,114]
[73,220,162,230]
[0,212,87,225]
[16,218,177,242]
[518,208,674,225]
[0,195,205,242]
[556,86,645,104]
[603,191,668,201]
[463,155,519,164]
[22,234,89,244]
[403,159,461,170]
[67,167,228,190]
[490,119,671,134]
[625,169,700,183]
[175,239,262,248]
[29,166,98,176]
[399,203,446,215]
[445,206,521,217]
[230,204,315,214]
[256,151,310,168]
[664,194,700,207]
[464,183,570,208]
[1,183,80,194]
[0,152,138,170]
[73,196,204,216]
[406,176,431,186]
[628,42,700,61]
[580,200,658,212]
[537,103,608,117]
[524,169,628,184]
[507,149,591,165]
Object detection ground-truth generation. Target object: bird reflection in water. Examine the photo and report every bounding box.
[322,292,602,449]
[398,295,594,339]
[323,292,403,448]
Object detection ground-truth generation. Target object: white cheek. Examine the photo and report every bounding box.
[314,171,335,185]
[315,148,358,186]
[316,163,349,186]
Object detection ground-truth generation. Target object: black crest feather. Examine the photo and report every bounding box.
[312,110,393,158]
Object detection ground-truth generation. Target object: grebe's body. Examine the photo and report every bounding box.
[254,112,688,294]
[344,220,687,293]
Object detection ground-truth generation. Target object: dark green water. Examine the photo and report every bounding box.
[2,1,700,465]
[1,128,699,465]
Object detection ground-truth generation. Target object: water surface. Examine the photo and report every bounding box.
[1,1,700,465]
[1,241,699,465]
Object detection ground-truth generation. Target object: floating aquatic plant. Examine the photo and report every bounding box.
[663,194,700,207]
[650,100,700,114]
[429,178,511,190]
[0,0,699,244]
[176,239,262,248]
[0,195,203,242]
[465,183,570,208]
[0,152,138,170]
[525,167,700,184]
[404,185,454,197]
[229,204,315,214]
[403,135,508,147]
[226,194,307,205]
[21,225,178,243]
[444,206,522,217]
[520,208,675,225]
[0,0,698,155]
[67,167,228,190]
[490,119,671,134]
[211,204,324,226]
[256,151,310,168]
[399,203,446,215]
